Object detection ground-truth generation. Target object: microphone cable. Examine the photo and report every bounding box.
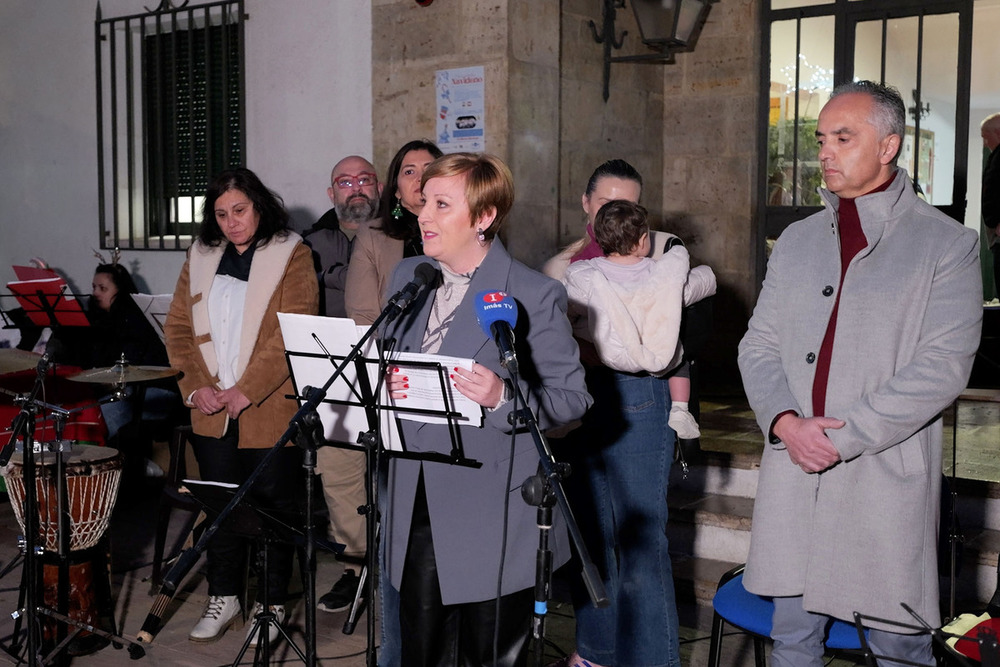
[493,367,520,667]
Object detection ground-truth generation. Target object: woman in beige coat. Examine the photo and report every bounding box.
[165,168,318,646]
[345,139,442,325]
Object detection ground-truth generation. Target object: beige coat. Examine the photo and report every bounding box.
[164,234,319,447]
[344,220,404,325]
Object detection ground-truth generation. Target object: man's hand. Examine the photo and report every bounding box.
[773,413,844,473]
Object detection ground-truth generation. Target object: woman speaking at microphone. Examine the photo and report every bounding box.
[383,152,591,666]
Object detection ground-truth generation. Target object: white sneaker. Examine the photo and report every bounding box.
[668,406,701,440]
[245,602,285,648]
[189,595,241,643]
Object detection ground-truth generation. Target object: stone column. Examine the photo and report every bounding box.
[660,0,760,389]
[371,0,560,270]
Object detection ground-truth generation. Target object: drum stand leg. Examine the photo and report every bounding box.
[0,543,29,662]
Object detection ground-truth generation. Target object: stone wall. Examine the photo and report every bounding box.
[371,0,560,270]
[557,0,665,253]
[372,0,761,392]
[372,0,667,271]
[660,0,760,391]
[372,1,509,169]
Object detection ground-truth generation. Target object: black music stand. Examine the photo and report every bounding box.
[280,312,483,667]
[180,479,309,667]
[853,605,990,667]
[138,296,477,666]
[3,281,89,330]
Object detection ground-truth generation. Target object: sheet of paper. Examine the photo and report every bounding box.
[389,351,482,427]
[278,313,402,449]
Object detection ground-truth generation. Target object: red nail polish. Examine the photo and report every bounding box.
[403,384,409,389]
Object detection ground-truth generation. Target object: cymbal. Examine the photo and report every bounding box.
[68,363,179,385]
[0,349,42,375]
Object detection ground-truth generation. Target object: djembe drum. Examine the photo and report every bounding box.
[3,443,123,652]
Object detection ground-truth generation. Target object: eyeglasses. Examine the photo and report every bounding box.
[333,172,377,190]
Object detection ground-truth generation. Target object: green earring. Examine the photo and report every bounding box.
[392,198,403,220]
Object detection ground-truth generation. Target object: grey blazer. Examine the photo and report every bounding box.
[382,241,592,605]
[738,170,982,630]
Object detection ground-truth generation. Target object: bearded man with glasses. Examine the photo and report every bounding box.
[303,154,383,615]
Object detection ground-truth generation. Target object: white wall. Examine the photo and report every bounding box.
[0,0,372,296]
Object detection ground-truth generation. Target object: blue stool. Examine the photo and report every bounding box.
[708,564,866,666]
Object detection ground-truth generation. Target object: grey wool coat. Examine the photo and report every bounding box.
[382,241,592,605]
[738,170,982,631]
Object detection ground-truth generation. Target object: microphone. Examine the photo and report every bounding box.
[386,262,438,320]
[474,289,519,373]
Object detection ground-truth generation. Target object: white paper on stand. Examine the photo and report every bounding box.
[278,313,401,449]
[388,352,482,428]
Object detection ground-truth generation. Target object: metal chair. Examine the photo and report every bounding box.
[708,564,865,666]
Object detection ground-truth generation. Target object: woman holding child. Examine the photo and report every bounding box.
[545,160,715,667]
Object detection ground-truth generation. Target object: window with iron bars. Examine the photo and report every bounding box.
[95,0,245,250]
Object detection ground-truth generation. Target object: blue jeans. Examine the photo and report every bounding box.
[566,368,681,667]
[378,577,401,667]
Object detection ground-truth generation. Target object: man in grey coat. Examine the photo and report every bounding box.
[739,81,982,666]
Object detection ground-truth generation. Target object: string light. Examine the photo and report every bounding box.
[778,54,834,94]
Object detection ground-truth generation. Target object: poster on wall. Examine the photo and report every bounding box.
[435,66,485,153]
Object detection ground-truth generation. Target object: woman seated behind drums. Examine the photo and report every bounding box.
[382,152,592,666]
[46,259,181,451]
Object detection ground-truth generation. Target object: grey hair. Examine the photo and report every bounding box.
[830,81,906,163]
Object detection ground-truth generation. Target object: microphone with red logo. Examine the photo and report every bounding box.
[474,290,519,373]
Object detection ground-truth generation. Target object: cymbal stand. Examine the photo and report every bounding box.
[0,355,51,665]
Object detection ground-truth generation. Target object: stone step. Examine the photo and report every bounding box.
[670,554,740,606]
[669,487,753,565]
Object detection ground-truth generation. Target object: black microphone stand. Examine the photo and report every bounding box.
[498,361,608,666]
[288,313,480,664]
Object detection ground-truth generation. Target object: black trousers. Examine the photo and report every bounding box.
[189,420,303,603]
[399,473,532,667]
